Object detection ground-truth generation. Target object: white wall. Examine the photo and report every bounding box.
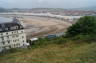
[0,29,27,52]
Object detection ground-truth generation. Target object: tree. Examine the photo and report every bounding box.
[65,16,96,37]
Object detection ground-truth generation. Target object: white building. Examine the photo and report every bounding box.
[0,17,28,52]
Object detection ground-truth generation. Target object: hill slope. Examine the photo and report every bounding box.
[0,42,96,63]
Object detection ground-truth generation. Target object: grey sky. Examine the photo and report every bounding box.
[0,0,95,8]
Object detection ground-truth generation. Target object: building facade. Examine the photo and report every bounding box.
[0,17,28,52]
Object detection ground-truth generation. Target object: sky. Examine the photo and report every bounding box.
[0,0,95,9]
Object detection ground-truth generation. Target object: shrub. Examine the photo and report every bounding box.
[66,16,96,37]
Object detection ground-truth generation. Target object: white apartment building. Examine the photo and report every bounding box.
[0,17,28,52]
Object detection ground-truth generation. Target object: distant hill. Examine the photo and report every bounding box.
[73,6,96,11]
[0,7,7,12]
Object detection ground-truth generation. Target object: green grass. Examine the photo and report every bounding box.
[0,42,96,63]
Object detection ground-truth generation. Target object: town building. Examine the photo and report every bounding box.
[0,17,29,52]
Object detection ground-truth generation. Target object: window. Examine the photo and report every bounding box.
[21,31,23,33]
[16,26,18,29]
[23,44,25,46]
[2,37,4,41]
[15,40,17,42]
[1,33,3,35]
[0,47,1,49]
[12,32,14,34]
[22,36,24,38]
[8,41,10,44]
[16,35,19,37]
[14,44,15,47]
[16,31,18,33]
[0,29,2,31]
[7,36,9,38]
[2,42,5,45]
[23,40,25,42]
[12,35,15,38]
[5,28,8,30]
[18,44,20,46]
[9,45,11,48]
[6,32,8,35]
[14,31,16,33]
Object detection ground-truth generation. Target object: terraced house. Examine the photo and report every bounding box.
[0,17,28,52]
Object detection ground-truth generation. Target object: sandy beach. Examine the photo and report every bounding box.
[19,16,72,38]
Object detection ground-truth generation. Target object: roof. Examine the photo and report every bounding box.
[30,38,38,41]
[0,17,24,33]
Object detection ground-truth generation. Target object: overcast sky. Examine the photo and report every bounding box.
[0,0,95,8]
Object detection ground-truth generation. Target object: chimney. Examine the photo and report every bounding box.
[12,17,25,28]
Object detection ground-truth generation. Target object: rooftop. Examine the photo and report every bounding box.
[0,17,24,32]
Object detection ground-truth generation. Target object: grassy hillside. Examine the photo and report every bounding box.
[0,41,96,63]
[0,16,96,63]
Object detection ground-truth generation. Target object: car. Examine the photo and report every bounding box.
[46,35,57,38]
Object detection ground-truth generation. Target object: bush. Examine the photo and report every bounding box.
[69,35,96,43]
[30,37,68,48]
[66,16,96,37]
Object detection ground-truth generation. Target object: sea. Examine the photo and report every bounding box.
[0,17,12,23]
